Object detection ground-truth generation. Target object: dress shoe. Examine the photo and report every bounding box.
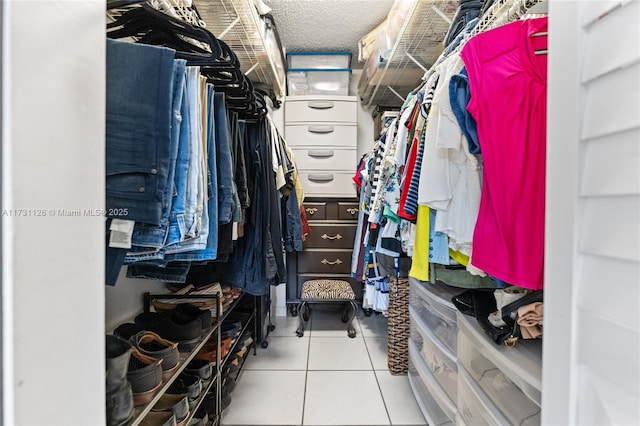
[195,336,232,362]
[135,311,201,352]
[152,393,190,426]
[130,331,180,380]
[172,304,212,337]
[182,359,213,381]
[167,374,203,410]
[140,411,177,426]
[128,346,163,405]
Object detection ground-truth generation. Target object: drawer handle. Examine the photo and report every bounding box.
[305,207,318,216]
[308,150,334,158]
[321,258,343,266]
[346,208,359,215]
[308,125,335,134]
[308,101,334,110]
[321,233,343,241]
[308,174,334,183]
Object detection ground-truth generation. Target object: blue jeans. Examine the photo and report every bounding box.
[214,93,236,225]
[106,39,176,225]
[126,59,187,255]
[443,0,482,48]
[182,66,203,240]
[165,83,218,262]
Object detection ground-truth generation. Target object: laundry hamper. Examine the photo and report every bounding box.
[387,275,410,374]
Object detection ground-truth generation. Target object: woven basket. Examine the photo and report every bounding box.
[387,276,410,375]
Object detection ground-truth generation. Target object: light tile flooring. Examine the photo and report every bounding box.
[221,307,427,426]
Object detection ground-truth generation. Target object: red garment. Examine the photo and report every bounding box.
[461,17,548,290]
[397,135,419,221]
[300,204,311,240]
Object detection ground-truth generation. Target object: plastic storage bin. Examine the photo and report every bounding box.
[409,278,459,353]
[457,366,513,426]
[287,69,351,96]
[408,341,455,426]
[409,306,458,404]
[287,51,352,69]
[457,312,542,425]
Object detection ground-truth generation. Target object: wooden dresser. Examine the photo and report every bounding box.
[284,95,361,312]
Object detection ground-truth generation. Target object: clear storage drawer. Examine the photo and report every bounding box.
[287,51,352,69]
[457,313,542,425]
[409,306,458,404]
[408,341,455,426]
[287,69,351,96]
[409,278,458,353]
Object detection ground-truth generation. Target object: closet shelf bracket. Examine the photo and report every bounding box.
[387,86,406,103]
[217,16,241,40]
[432,5,453,24]
[245,62,259,76]
[405,52,428,73]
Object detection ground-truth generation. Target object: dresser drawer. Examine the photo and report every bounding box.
[337,202,360,220]
[303,202,327,220]
[299,172,357,198]
[297,250,352,274]
[303,224,357,249]
[285,95,358,123]
[292,148,357,172]
[285,124,357,148]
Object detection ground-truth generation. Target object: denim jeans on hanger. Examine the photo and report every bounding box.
[443,0,482,48]
[214,92,236,225]
[449,67,481,154]
[165,83,219,262]
[125,59,187,261]
[106,39,176,226]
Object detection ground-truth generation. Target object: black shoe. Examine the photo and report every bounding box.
[172,304,213,338]
[135,312,201,352]
[152,393,190,425]
[182,359,213,381]
[167,374,203,410]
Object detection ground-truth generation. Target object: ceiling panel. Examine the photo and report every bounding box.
[264,0,395,68]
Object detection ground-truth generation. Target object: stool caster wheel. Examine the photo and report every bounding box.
[295,330,304,338]
[348,329,357,338]
[261,340,269,349]
[268,325,276,332]
[363,308,372,317]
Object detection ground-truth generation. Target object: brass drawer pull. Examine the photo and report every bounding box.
[305,207,318,216]
[321,233,343,241]
[346,208,359,215]
[321,258,343,266]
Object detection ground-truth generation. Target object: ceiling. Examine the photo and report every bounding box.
[263,0,396,68]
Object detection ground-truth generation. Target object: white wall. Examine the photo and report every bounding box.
[544,1,640,424]
[2,1,105,425]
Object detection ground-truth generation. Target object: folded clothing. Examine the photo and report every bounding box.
[517,302,543,339]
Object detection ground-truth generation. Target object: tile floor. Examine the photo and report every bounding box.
[220,306,427,426]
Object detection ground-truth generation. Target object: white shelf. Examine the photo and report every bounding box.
[358,0,458,107]
[194,0,286,101]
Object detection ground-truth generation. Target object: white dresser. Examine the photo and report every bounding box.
[284,95,358,198]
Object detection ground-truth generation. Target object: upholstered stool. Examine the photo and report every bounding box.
[295,279,358,338]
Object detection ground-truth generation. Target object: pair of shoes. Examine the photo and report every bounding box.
[195,335,233,362]
[106,335,135,426]
[152,393,190,426]
[134,311,201,352]
[130,331,180,380]
[221,321,242,339]
[167,373,203,410]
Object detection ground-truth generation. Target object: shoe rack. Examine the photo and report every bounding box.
[125,290,258,426]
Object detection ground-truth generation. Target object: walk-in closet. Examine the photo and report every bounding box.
[1,0,638,425]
